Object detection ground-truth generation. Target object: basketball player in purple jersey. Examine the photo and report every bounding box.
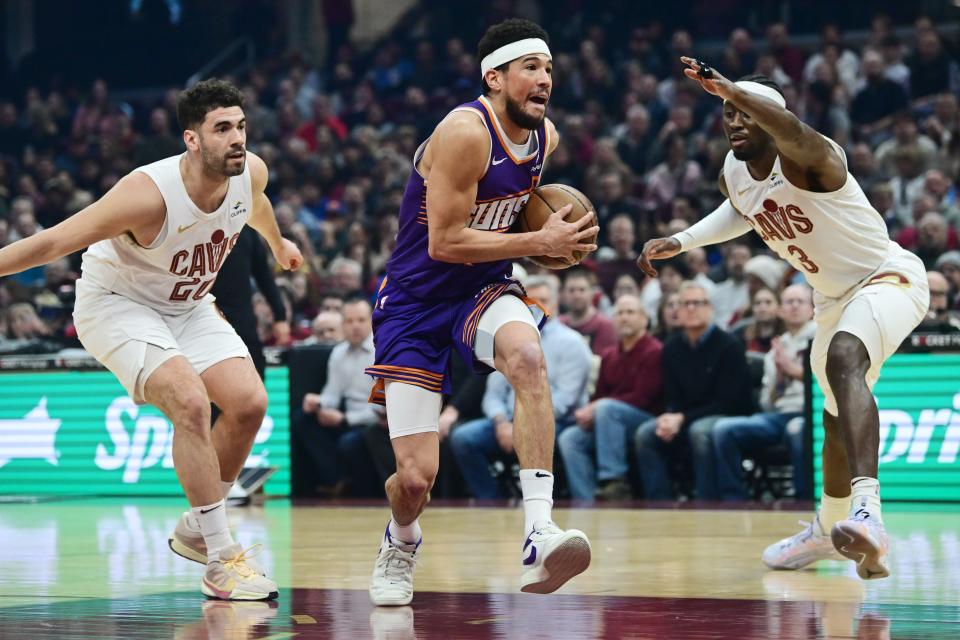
[365,19,599,605]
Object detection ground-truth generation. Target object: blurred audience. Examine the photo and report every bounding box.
[558,294,663,500]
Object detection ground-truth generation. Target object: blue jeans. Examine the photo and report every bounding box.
[558,399,653,500]
[713,412,803,501]
[290,412,379,495]
[634,415,724,500]
[449,417,570,499]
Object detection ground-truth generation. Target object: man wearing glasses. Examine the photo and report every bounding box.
[633,281,754,500]
[918,271,960,332]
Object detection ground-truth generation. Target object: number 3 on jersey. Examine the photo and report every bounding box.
[787,245,820,273]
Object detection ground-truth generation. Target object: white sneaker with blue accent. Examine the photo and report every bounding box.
[762,513,844,570]
[370,525,421,606]
[519,520,591,594]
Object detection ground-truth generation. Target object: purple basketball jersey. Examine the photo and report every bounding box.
[386,96,550,299]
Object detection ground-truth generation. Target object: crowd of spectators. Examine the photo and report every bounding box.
[1,5,959,499]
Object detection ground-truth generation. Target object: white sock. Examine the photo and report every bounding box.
[519,469,554,536]
[388,517,421,545]
[850,476,883,523]
[185,481,235,532]
[191,500,235,561]
[818,492,851,533]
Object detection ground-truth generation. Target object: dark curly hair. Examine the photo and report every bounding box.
[477,18,550,95]
[176,78,244,131]
[736,74,785,99]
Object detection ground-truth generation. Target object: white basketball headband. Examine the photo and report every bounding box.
[729,80,786,108]
[480,38,552,77]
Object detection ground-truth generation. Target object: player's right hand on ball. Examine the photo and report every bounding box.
[637,237,682,277]
[541,204,599,262]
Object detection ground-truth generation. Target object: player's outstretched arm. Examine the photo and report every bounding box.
[0,172,163,278]
[426,112,597,264]
[680,56,845,189]
[245,152,303,271]
[637,173,751,277]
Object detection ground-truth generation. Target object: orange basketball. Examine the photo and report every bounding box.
[515,184,597,269]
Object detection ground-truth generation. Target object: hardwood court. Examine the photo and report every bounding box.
[0,499,957,639]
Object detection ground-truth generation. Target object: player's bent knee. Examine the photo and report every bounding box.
[172,392,212,434]
[825,332,870,383]
[502,342,546,388]
[395,460,435,497]
[232,387,268,427]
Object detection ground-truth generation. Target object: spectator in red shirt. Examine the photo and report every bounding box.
[560,267,618,355]
[558,294,663,500]
[295,94,348,151]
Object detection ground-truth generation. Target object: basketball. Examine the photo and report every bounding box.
[515,184,597,269]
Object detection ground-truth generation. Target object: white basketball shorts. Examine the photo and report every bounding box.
[73,278,249,404]
[810,244,929,416]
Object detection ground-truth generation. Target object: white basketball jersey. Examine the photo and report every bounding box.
[80,154,253,314]
[723,137,893,298]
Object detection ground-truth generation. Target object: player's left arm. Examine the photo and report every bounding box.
[681,57,846,191]
[245,152,303,271]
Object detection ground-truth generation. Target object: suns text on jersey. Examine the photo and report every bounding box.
[468,192,531,231]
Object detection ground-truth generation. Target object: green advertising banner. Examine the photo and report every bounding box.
[812,353,960,502]
[0,367,289,496]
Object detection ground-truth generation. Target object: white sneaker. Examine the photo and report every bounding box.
[370,525,420,606]
[201,543,279,601]
[169,512,268,576]
[519,520,591,594]
[169,511,207,564]
[762,514,844,570]
[831,511,890,580]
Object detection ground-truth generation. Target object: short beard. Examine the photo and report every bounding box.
[199,138,245,177]
[505,94,545,130]
[731,146,759,162]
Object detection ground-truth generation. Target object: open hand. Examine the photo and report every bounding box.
[680,57,736,101]
[637,237,682,277]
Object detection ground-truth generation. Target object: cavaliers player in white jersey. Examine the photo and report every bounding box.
[0,79,302,599]
[639,59,928,580]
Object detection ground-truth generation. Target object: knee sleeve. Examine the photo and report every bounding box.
[474,294,539,368]
[385,380,442,439]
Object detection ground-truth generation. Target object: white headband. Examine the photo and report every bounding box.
[732,80,786,107]
[481,38,552,77]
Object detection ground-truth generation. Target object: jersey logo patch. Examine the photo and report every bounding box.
[492,157,507,166]
[178,222,198,233]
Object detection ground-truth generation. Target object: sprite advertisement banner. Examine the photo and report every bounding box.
[812,353,960,502]
[0,367,289,496]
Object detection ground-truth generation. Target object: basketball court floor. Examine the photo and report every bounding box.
[1,499,957,639]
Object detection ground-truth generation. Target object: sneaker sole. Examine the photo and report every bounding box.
[169,536,207,565]
[201,578,279,601]
[369,591,413,607]
[831,523,889,580]
[520,533,592,594]
[762,548,844,570]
